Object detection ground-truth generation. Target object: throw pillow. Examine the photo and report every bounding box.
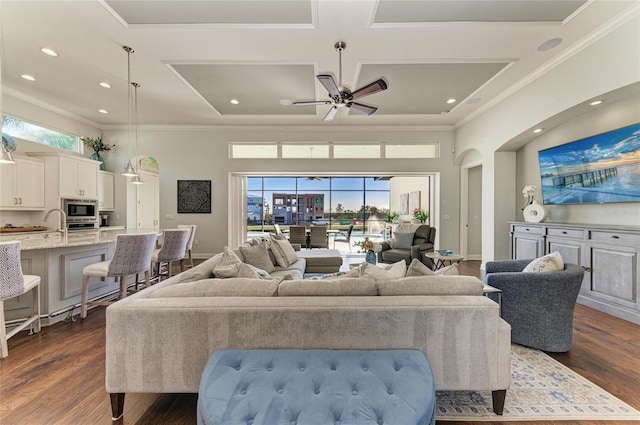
[360,260,406,281]
[523,251,564,272]
[435,263,459,276]
[179,252,223,282]
[219,246,242,268]
[270,238,299,268]
[393,232,415,250]
[406,258,436,276]
[213,262,264,279]
[239,243,276,273]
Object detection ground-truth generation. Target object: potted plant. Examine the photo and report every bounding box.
[81,135,115,171]
[413,208,429,224]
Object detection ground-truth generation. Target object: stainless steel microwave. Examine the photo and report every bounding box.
[63,198,98,230]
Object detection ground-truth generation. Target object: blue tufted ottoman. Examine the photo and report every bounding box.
[197,349,436,425]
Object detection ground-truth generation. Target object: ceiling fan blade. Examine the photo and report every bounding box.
[323,106,338,122]
[317,75,341,99]
[292,100,332,107]
[347,102,377,116]
[349,79,388,100]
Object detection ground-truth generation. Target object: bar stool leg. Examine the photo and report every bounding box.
[81,275,90,319]
[119,276,127,299]
[32,284,41,333]
[0,302,8,358]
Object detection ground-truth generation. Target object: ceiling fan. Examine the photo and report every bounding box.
[289,41,388,122]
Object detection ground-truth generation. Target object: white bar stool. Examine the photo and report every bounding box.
[81,233,157,319]
[0,241,41,359]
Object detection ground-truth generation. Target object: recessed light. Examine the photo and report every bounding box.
[590,100,604,106]
[21,74,36,81]
[537,38,562,52]
[230,99,240,105]
[99,82,112,89]
[98,109,108,114]
[533,128,543,134]
[446,98,457,104]
[40,47,58,57]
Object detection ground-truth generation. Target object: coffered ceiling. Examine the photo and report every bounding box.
[1,0,637,128]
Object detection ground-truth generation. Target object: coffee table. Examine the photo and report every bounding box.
[423,251,465,270]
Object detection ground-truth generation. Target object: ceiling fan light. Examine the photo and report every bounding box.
[131,174,144,184]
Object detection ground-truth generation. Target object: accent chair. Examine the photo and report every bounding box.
[377,224,436,266]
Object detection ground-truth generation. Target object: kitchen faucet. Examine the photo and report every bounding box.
[43,208,67,234]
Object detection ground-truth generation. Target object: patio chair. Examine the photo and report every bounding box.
[288,226,308,248]
[333,224,354,252]
[309,226,329,249]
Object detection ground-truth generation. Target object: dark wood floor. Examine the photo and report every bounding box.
[1,260,639,425]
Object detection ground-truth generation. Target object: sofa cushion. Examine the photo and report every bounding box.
[360,260,406,281]
[392,232,415,249]
[377,275,483,296]
[270,238,300,268]
[239,243,276,273]
[149,278,280,298]
[523,251,564,272]
[179,253,223,283]
[278,278,377,296]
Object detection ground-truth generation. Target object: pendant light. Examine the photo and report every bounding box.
[130,82,143,184]
[120,45,138,177]
[0,145,16,163]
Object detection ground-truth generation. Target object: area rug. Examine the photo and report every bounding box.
[436,344,640,421]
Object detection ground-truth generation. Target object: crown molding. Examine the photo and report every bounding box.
[101,124,454,133]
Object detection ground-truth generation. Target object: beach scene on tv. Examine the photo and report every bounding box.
[538,122,640,205]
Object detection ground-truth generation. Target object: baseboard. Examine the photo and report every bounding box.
[466,254,482,261]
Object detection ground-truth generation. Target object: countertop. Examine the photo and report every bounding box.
[0,228,160,250]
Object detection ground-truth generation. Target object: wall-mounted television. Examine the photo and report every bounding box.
[538,122,640,205]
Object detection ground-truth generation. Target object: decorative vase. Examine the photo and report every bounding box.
[365,250,377,265]
[523,200,548,223]
[90,151,106,171]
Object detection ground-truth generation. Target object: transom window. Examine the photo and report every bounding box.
[2,115,79,152]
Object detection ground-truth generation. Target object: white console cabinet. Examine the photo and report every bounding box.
[135,170,159,229]
[0,155,45,209]
[510,222,640,325]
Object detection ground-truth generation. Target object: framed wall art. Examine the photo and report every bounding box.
[177,180,211,214]
[399,193,409,215]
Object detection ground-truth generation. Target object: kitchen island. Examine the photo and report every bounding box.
[2,228,158,326]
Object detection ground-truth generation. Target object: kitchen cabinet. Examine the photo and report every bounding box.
[509,224,545,260]
[0,155,45,209]
[136,170,160,229]
[59,156,99,199]
[98,171,115,211]
[510,222,640,325]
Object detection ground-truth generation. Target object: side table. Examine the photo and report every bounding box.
[483,284,503,317]
[423,252,465,270]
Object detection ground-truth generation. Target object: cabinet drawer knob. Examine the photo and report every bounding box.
[562,231,567,234]
[611,235,620,239]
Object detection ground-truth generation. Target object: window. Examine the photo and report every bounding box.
[2,115,79,152]
[231,143,278,158]
[246,176,390,238]
[230,142,439,159]
[385,143,438,158]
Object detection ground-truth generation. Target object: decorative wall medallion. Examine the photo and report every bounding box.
[177,180,211,214]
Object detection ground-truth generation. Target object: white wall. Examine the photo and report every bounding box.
[102,126,459,257]
[389,176,432,222]
[455,14,640,261]
[517,94,640,225]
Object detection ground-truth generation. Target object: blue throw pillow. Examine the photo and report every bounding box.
[393,232,415,249]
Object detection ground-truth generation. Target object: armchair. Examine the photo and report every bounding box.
[484,260,584,352]
[377,224,436,265]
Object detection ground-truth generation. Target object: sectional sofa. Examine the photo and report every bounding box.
[105,244,511,420]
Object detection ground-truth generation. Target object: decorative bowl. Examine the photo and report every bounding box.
[437,249,454,256]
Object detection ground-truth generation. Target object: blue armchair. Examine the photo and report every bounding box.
[484,260,584,352]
